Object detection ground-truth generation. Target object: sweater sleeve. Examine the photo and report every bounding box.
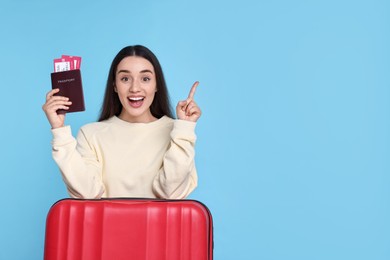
[51,125,105,199]
[153,120,198,199]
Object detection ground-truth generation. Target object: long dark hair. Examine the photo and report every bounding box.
[98,45,173,121]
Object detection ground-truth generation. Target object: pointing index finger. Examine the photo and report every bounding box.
[187,81,199,100]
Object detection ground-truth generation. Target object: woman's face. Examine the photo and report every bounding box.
[115,56,157,123]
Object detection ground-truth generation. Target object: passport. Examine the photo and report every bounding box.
[51,69,85,114]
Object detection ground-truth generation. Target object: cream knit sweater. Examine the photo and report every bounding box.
[51,116,197,199]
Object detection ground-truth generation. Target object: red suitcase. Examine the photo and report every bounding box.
[44,199,213,260]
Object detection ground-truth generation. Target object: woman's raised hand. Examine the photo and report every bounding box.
[42,88,72,129]
[176,81,202,122]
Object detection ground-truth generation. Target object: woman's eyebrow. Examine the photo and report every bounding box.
[117,69,154,74]
[117,69,130,74]
[140,69,154,74]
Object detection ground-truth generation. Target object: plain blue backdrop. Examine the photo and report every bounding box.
[0,0,389,259]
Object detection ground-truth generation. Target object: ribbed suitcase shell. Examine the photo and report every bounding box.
[44,199,213,260]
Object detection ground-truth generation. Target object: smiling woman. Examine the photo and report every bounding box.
[115,56,159,123]
[42,45,202,199]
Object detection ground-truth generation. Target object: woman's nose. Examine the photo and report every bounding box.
[129,81,140,92]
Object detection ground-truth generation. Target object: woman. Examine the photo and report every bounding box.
[42,45,201,199]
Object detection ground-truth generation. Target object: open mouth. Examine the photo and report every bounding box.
[128,97,144,108]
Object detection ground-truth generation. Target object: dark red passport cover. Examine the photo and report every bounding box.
[51,69,85,113]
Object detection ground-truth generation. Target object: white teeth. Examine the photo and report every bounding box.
[128,97,144,101]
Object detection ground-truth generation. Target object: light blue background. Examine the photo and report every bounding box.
[0,0,389,259]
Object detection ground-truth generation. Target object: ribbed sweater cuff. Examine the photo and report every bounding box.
[172,120,197,142]
[51,125,73,144]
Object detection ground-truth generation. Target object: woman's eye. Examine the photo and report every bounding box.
[121,77,129,82]
[142,77,151,82]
